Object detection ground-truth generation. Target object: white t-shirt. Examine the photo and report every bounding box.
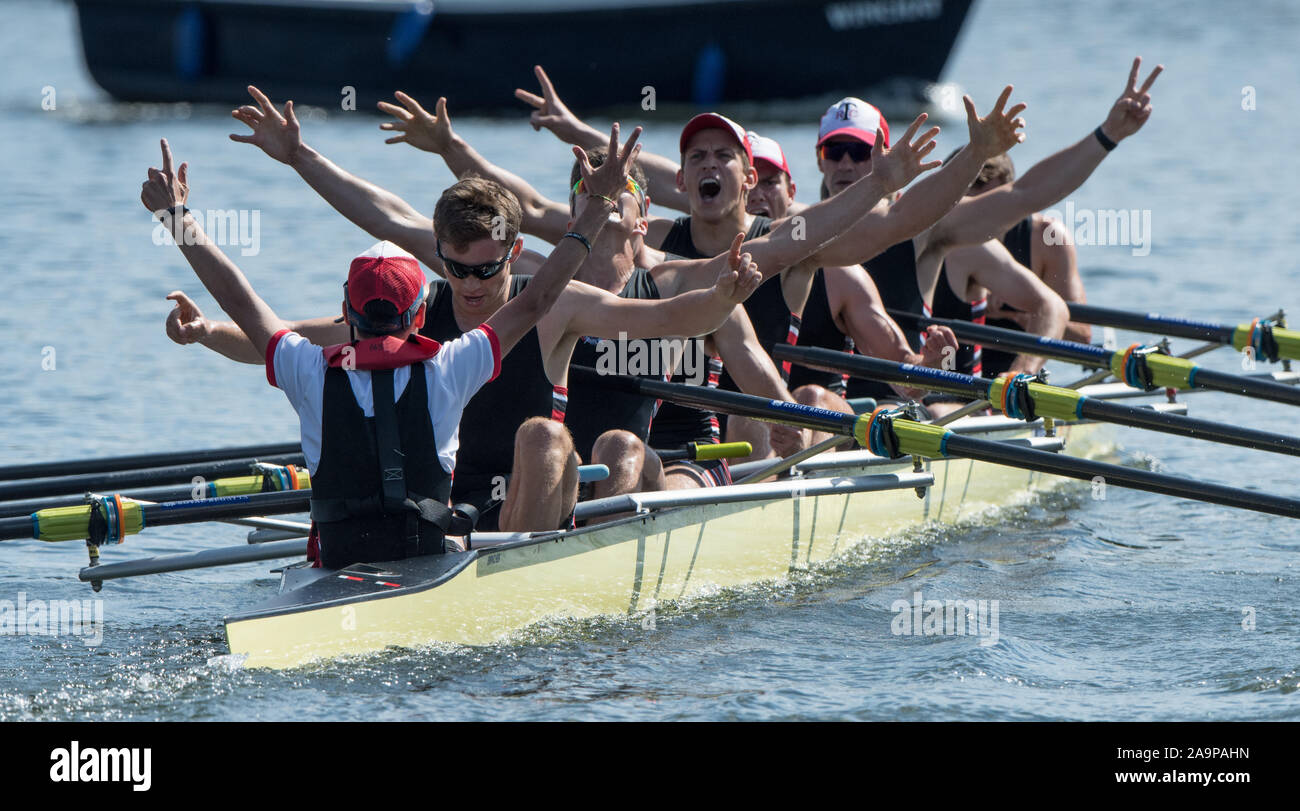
[265,326,501,475]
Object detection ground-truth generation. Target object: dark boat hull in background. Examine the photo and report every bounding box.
[70,0,974,113]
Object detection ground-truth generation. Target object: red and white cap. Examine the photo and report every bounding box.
[679,112,753,164]
[346,241,428,331]
[817,97,890,148]
[745,131,790,177]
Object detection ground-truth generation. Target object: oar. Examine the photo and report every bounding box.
[772,345,1300,458]
[1067,303,1299,362]
[0,489,311,542]
[77,539,308,584]
[653,441,752,462]
[0,441,301,482]
[887,309,1300,407]
[0,467,311,519]
[0,454,306,502]
[579,367,1300,520]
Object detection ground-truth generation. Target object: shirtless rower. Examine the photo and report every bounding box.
[142,133,632,565]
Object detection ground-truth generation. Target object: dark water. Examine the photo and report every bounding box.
[1,0,1298,720]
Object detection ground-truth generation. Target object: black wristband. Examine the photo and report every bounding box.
[1093,126,1117,152]
[165,205,190,222]
[562,231,592,254]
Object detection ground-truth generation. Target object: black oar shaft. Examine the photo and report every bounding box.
[0,442,301,482]
[1077,399,1300,457]
[776,344,1300,459]
[568,365,856,434]
[1191,368,1300,407]
[941,434,1300,518]
[1066,303,1235,343]
[0,454,305,502]
[888,308,1110,366]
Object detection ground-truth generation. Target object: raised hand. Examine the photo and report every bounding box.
[514,65,590,144]
[229,86,303,165]
[574,122,642,203]
[141,138,189,215]
[378,92,454,154]
[1101,57,1162,142]
[164,291,211,345]
[869,114,942,194]
[965,86,1027,162]
[714,233,763,305]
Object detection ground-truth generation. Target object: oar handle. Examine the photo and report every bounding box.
[886,308,1111,366]
[653,442,752,462]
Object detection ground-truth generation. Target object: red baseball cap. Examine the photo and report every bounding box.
[817,97,890,148]
[745,131,790,177]
[679,113,753,164]
[346,241,427,331]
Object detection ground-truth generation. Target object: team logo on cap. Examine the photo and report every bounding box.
[835,101,859,122]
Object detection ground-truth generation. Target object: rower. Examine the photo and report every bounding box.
[956,151,1091,379]
[142,135,632,567]
[808,57,1161,416]
[207,90,768,527]
[744,130,960,422]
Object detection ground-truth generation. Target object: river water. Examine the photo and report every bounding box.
[1,0,1297,721]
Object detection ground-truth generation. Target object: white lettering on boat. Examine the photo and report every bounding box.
[825,0,943,30]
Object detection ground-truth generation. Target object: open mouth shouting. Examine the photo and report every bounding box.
[698,176,722,202]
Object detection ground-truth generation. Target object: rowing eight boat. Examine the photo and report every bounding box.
[224,408,1128,669]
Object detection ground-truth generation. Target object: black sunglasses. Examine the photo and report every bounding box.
[436,240,512,280]
[819,141,872,163]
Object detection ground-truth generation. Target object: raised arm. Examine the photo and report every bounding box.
[486,124,642,354]
[808,87,1028,267]
[559,234,760,340]
[378,92,572,244]
[515,65,690,214]
[142,140,285,357]
[230,86,441,268]
[929,58,1162,251]
[165,291,347,365]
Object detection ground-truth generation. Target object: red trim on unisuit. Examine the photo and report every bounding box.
[265,329,291,388]
[478,323,503,381]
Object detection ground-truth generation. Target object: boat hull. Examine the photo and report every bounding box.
[71,0,974,112]
[224,420,1110,669]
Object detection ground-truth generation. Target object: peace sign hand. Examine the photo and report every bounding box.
[1101,57,1163,142]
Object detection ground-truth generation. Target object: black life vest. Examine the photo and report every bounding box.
[981,216,1035,379]
[565,268,663,460]
[309,362,455,568]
